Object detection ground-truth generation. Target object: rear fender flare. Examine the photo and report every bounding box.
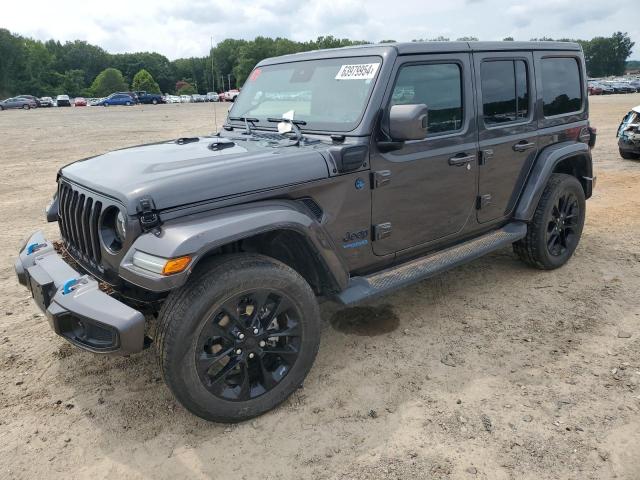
[514,141,592,221]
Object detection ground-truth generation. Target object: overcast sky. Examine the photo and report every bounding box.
[3,0,638,60]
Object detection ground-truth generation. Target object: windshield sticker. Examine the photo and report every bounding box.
[249,68,262,82]
[335,63,380,80]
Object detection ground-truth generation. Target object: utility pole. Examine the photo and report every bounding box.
[214,37,216,92]
[227,73,231,90]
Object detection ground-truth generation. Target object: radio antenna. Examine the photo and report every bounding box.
[210,36,218,134]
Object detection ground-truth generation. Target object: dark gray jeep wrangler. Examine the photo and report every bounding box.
[15,41,596,422]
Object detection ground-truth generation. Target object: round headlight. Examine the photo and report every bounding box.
[100,206,126,253]
[116,210,127,242]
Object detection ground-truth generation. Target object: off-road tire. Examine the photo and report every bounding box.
[156,253,321,423]
[514,173,585,270]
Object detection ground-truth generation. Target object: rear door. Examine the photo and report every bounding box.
[473,51,538,223]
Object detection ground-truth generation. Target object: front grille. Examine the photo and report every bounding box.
[58,182,103,267]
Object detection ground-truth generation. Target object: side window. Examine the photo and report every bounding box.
[391,63,463,134]
[481,59,529,125]
[541,57,582,117]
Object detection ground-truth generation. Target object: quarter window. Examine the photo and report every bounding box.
[391,63,463,134]
[481,60,529,125]
[541,57,582,117]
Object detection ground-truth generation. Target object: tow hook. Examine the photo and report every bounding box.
[26,242,47,255]
[62,278,86,295]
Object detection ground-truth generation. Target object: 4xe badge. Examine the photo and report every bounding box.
[342,229,369,249]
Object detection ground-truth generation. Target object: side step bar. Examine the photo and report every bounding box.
[336,222,527,305]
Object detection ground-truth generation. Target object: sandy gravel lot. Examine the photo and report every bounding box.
[1,96,639,480]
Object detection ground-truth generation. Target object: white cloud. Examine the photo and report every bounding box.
[2,0,637,59]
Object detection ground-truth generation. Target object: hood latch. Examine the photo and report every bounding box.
[137,197,162,234]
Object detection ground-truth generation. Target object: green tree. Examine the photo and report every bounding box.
[583,32,635,77]
[176,81,196,95]
[90,68,128,96]
[456,36,479,41]
[132,69,160,93]
[503,37,514,41]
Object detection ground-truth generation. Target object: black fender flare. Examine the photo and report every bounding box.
[514,141,592,222]
[119,200,350,293]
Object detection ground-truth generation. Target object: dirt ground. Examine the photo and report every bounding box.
[1,96,639,480]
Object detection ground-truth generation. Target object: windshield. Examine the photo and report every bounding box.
[229,55,382,132]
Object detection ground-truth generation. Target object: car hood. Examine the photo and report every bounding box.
[60,136,330,212]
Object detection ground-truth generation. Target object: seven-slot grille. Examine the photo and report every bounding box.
[58,182,103,266]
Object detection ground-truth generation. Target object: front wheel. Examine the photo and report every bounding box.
[514,173,585,270]
[156,254,321,422]
[22,104,30,110]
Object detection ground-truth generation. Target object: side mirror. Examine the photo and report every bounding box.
[389,104,429,141]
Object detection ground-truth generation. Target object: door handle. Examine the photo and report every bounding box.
[513,141,536,152]
[448,154,475,166]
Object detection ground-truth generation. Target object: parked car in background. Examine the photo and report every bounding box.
[95,93,136,106]
[180,95,192,103]
[165,95,181,103]
[191,94,206,103]
[206,92,219,102]
[17,95,41,107]
[0,96,37,110]
[56,95,71,107]
[617,105,640,159]
[608,82,636,94]
[135,91,165,105]
[40,97,54,107]
[74,97,87,107]
[222,89,240,101]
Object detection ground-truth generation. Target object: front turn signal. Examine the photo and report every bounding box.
[162,255,192,275]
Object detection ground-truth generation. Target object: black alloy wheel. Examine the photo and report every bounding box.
[546,191,580,257]
[195,289,301,401]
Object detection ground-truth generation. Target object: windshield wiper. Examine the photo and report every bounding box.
[228,116,259,135]
[267,117,307,145]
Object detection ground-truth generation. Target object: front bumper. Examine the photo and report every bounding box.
[15,231,145,355]
[618,136,640,154]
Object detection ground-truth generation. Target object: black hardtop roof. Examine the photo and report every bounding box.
[257,41,582,66]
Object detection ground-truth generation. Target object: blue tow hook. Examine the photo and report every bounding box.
[26,242,46,255]
[62,278,79,295]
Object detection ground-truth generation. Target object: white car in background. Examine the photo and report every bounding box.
[223,89,240,102]
[165,95,181,103]
[206,92,219,102]
[180,95,192,103]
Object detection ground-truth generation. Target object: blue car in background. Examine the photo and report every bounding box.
[96,93,136,106]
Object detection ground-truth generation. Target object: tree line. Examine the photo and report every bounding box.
[0,29,635,99]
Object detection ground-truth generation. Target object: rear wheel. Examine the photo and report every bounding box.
[22,104,29,110]
[125,101,131,106]
[514,173,585,270]
[152,99,158,105]
[156,254,321,422]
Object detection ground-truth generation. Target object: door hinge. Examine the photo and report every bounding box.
[371,170,391,189]
[479,149,494,166]
[476,194,492,209]
[373,222,392,240]
[137,197,162,233]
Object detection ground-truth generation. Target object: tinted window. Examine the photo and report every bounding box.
[541,57,582,117]
[481,60,529,125]
[391,63,463,134]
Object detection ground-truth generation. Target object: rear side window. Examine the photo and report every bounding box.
[481,60,529,125]
[541,57,582,117]
[391,63,463,134]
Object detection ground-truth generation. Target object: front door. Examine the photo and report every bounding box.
[473,51,538,223]
[370,53,478,256]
